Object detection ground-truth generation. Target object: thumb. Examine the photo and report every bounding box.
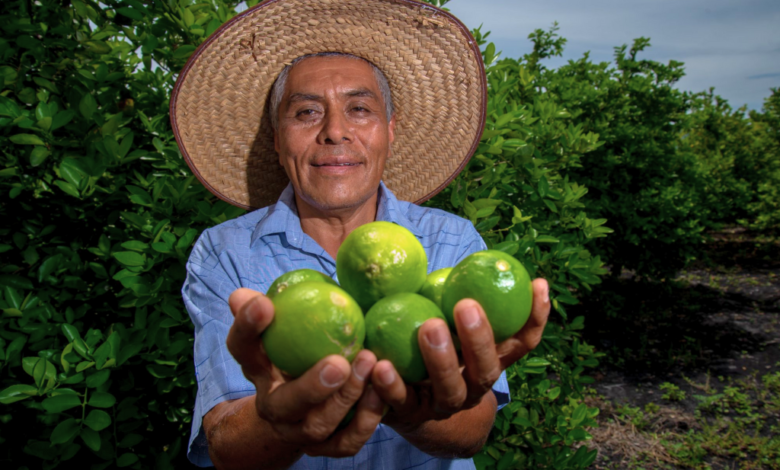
[226,288,275,380]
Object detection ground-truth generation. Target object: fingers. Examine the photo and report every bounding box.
[261,354,352,423]
[497,278,551,368]
[452,299,502,407]
[293,349,378,439]
[226,288,276,380]
[270,350,378,448]
[303,386,385,457]
[417,318,467,416]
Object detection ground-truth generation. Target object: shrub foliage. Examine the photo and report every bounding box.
[1,0,779,469]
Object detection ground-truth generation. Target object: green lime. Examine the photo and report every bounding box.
[266,268,337,299]
[419,267,453,311]
[364,292,445,383]
[336,221,427,312]
[264,281,365,377]
[441,250,533,343]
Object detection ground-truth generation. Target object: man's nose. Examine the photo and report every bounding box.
[317,107,353,145]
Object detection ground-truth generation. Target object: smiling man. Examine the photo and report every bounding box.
[171,1,550,469]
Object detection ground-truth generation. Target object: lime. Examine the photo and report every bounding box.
[336,221,427,312]
[266,268,337,299]
[264,281,365,377]
[418,267,453,311]
[441,250,533,343]
[364,292,445,383]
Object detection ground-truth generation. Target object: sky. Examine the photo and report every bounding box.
[445,0,780,112]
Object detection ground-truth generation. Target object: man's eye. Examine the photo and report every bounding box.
[297,109,315,116]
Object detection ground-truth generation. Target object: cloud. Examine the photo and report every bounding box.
[748,73,780,80]
[446,0,780,111]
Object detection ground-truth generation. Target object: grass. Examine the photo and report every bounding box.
[586,370,780,469]
[577,230,780,469]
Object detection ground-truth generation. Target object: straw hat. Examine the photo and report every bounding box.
[170,0,486,210]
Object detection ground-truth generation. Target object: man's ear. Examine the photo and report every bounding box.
[387,113,396,146]
[274,130,283,167]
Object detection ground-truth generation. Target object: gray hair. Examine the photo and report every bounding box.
[269,52,395,131]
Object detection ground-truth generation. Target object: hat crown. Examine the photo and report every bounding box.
[171,0,486,209]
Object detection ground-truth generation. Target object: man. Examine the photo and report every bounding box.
[171,1,550,468]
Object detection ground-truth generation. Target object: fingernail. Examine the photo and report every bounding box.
[425,325,449,350]
[378,366,395,386]
[320,364,345,388]
[543,283,549,304]
[352,357,372,381]
[459,306,481,329]
[243,297,261,325]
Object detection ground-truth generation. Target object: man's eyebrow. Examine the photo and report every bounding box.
[286,93,322,104]
[286,88,379,104]
[344,88,378,100]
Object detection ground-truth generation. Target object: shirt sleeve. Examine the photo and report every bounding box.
[182,230,256,467]
[456,223,511,411]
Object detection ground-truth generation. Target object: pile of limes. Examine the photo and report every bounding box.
[262,221,534,382]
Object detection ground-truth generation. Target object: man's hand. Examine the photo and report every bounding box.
[371,279,550,434]
[207,288,385,466]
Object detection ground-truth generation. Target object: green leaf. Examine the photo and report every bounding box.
[76,361,95,372]
[0,384,38,404]
[116,7,144,20]
[112,251,146,267]
[572,403,588,422]
[62,324,82,342]
[86,369,110,388]
[525,357,551,367]
[183,8,195,27]
[535,235,560,244]
[51,109,76,130]
[567,427,592,442]
[496,450,515,470]
[79,93,97,120]
[30,146,51,166]
[42,394,82,413]
[85,40,112,54]
[0,274,34,290]
[512,416,533,428]
[33,77,59,94]
[54,180,80,198]
[84,409,111,431]
[10,134,45,145]
[60,159,87,188]
[538,176,549,197]
[81,427,101,452]
[38,254,63,282]
[121,240,149,252]
[50,418,80,444]
[118,433,143,448]
[117,453,139,467]
[88,391,116,408]
[173,45,196,59]
[31,358,57,387]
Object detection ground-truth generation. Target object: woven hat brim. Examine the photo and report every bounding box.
[170,0,486,210]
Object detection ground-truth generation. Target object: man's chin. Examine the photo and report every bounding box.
[298,187,379,215]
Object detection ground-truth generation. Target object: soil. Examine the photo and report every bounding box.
[575,228,780,469]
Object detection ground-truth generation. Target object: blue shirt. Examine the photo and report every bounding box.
[183,181,510,468]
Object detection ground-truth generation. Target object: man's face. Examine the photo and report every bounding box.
[274,56,396,214]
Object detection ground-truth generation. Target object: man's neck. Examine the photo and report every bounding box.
[294,192,379,260]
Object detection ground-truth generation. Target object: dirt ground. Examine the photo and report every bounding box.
[576,228,780,469]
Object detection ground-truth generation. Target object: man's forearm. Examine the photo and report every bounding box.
[204,395,304,470]
[392,392,498,459]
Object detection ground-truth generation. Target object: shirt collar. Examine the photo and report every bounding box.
[375,181,423,237]
[250,181,422,249]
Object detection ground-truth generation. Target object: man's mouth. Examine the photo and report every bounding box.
[311,163,361,167]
